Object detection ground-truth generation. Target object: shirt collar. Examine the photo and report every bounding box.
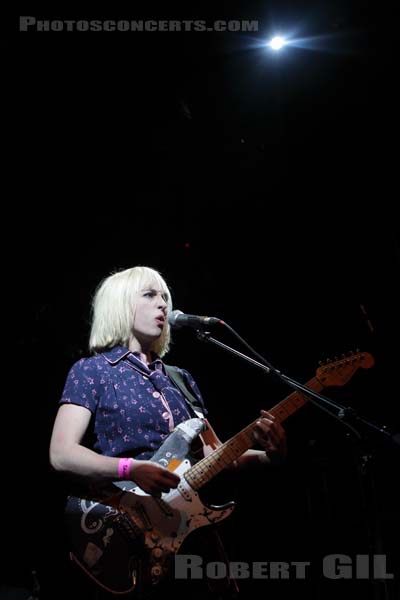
[101,345,166,373]
[101,346,131,365]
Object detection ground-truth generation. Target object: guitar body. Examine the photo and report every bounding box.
[66,418,235,595]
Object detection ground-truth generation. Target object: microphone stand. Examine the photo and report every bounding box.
[196,330,398,446]
[195,328,398,600]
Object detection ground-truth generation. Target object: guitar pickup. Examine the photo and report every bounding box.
[131,504,153,531]
[154,498,174,517]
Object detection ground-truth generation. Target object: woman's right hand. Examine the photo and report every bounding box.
[130,460,180,496]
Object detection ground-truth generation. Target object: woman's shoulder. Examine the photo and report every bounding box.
[66,353,110,377]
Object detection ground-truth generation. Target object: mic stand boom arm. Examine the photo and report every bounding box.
[196,331,397,445]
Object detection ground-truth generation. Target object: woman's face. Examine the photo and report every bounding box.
[131,284,168,350]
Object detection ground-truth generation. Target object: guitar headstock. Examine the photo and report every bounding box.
[316,351,374,388]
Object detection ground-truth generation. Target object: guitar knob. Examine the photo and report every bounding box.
[152,547,163,558]
[151,565,163,579]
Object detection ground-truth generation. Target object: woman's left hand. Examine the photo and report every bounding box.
[253,410,287,463]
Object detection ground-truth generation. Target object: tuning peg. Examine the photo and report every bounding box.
[326,358,331,363]
[318,360,324,366]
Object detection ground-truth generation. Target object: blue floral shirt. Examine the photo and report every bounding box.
[59,346,206,460]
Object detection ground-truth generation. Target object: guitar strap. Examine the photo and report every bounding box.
[165,364,240,598]
[165,365,205,418]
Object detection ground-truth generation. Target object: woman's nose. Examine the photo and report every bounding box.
[158,295,167,308]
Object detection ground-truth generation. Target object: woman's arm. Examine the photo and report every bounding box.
[49,404,180,495]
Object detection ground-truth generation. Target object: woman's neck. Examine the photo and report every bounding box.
[137,352,150,365]
[128,339,151,365]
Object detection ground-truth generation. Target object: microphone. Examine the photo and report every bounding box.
[168,310,223,330]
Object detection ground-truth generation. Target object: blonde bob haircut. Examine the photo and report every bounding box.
[89,266,172,357]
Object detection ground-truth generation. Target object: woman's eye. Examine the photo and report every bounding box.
[143,291,168,301]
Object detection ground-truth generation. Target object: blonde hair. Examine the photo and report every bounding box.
[89,266,172,357]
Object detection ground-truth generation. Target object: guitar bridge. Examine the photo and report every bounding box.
[115,513,144,547]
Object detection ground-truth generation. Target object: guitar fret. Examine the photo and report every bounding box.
[186,425,257,489]
[270,378,322,423]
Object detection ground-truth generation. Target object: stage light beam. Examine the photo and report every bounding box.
[268,36,286,50]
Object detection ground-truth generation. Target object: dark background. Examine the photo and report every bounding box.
[3,1,399,599]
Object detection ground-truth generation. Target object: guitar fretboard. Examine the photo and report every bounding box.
[184,376,323,491]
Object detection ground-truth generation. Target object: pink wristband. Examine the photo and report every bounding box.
[118,458,133,480]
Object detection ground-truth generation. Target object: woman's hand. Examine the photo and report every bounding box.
[253,410,287,464]
[130,460,180,496]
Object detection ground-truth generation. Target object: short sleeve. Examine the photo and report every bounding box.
[59,358,103,414]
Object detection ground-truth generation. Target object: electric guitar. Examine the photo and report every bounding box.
[65,351,374,595]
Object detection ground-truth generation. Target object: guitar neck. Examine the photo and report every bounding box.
[268,376,323,423]
[185,376,323,491]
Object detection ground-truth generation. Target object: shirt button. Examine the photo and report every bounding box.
[152,391,160,398]
[162,412,170,420]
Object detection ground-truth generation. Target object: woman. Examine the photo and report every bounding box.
[50,265,286,598]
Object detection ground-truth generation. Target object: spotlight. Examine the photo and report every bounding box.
[268,36,286,50]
